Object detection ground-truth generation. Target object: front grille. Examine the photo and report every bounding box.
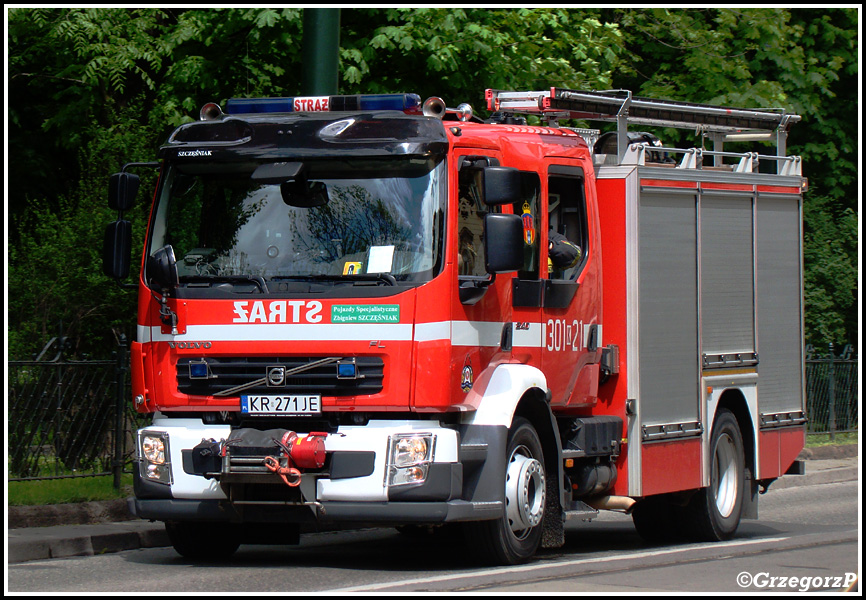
[176,356,384,397]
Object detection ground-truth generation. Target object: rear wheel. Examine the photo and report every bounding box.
[165,521,242,560]
[464,417,546,565]
[684,408,745,541]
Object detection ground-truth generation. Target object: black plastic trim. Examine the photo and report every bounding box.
[512,278,544,308]
[329,451,376,480]
[132,461,174,499]
[543,279,579,308]
[388,463,462,502]
[129,497,503,524]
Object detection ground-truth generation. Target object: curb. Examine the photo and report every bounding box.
[797,443,859,460]
[7,521,169,564]
[8,498,135,529]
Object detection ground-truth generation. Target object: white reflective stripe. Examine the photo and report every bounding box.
[137,324,151,343]
[451,320,506,347]
[147,323,413,342]
[139,320,554,348]
[513,323,544,348]
[413,321,451,342]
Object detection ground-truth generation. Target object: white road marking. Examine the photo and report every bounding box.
[326,536,792,593]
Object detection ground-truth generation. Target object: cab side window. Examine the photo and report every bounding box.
[456,160,541,278]
[548,172,588,280]
[457,168,487,277]
[511,173,542,280]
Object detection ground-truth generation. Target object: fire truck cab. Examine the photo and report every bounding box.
[104,88,806,565]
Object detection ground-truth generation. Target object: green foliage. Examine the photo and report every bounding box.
[8,475,132,506]
[6,7,859,357]
[339,8,622,103]
[803,197,858,346]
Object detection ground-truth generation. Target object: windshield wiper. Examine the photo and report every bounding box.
[180,275,269,293]
[271,273,397,286]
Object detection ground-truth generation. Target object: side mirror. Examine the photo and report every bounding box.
[484,213,524,273]
[146,245,179,293]
[109,172,140,211]
[102,220,132,279]
[483,167,522,206]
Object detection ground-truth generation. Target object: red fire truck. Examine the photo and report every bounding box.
[104,87,807,565]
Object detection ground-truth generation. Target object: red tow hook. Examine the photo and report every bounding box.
[264,455,302,487]
[266,431,329,487]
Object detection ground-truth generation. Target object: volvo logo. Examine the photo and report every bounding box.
[167,341,212,349]
[266,366,286,387]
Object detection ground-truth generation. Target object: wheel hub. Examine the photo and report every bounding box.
[713,432,738,518]
[505,451,545,533]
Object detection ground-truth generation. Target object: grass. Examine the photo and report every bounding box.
[806,431,859,448]
[7,473,133,506]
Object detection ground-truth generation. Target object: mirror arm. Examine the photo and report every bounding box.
[458,274,497,305]
[158,294,179,334]
[121,161,160,173]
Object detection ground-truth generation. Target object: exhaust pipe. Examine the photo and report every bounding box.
[586,495,636,513]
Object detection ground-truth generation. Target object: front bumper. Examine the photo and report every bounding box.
[129,496,503,524]
[133,417,506,525]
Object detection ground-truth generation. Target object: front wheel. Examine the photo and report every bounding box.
[463,417,546,565]
[684,408,745,541]
[165,521,242,560]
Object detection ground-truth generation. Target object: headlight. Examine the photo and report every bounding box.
[139,432,172,484]
[388,434,434,487]
[394,436,430,467]
[142,435,166,464]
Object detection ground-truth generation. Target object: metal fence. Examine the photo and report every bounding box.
[805,344,859,438]
[8,331,150,488]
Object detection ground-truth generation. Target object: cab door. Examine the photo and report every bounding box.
[540,164,601,408]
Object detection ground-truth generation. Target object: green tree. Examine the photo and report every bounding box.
[6,7,859,357]
[609,8,859,347]
[339,8,623,104]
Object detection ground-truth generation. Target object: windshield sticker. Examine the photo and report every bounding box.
[367,246,395,273]
[332,304,400,324]
[342,262,363,275]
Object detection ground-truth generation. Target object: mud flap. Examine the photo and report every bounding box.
[742,475,759,520]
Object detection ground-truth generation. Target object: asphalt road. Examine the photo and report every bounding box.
[7,479,860,594]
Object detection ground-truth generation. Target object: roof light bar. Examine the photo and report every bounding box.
[225,93,421,115]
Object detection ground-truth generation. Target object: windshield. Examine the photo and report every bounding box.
[149,157,446,287]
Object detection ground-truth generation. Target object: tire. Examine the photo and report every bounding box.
[684,408,745,541]
[165,521,242,560]
[463,417,546,565]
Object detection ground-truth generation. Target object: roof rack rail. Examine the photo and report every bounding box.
[486,88,801,165]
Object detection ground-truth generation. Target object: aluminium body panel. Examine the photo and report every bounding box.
[637,187,701,428]
[597,162,804,496]
[755,192,805,417]
[699,194,756,356]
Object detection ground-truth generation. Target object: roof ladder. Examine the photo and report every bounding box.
[486,88,801,171]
